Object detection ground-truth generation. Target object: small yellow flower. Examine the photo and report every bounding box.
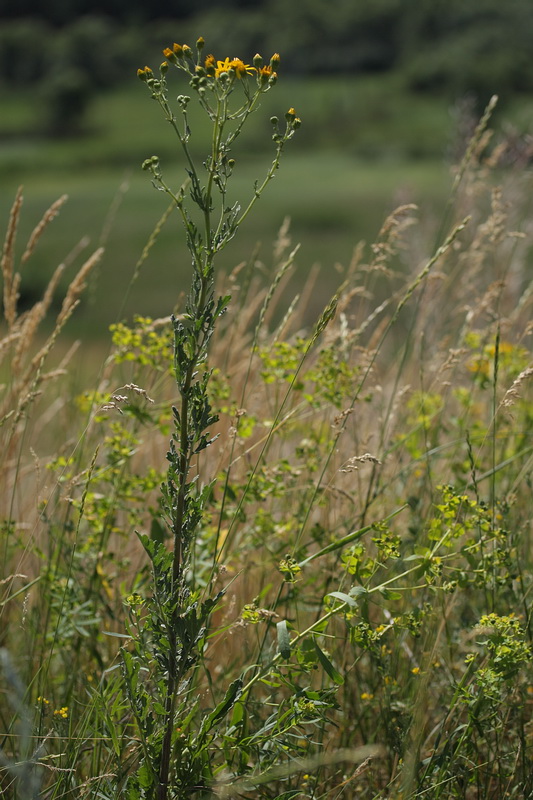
[360,692,374,701]
[258,64,274,84]
[411,666,420,675]
[54,706,69,719]
[215,57,255,79]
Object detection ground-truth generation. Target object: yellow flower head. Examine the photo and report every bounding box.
[258,64,276,84]
[215,57,255,78]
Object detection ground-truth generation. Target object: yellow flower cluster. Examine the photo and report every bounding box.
[37,697,68,719]
[205,56,255,78]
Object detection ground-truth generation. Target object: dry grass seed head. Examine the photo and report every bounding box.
[20,194,68,266]
[501,366,533,408]
[57,246,103,327]
[1,187,24,329]
[11,263,66,378]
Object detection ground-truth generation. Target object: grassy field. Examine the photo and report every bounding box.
[1,75,460,339]
[3,76,533,339]
[2,65,533,799]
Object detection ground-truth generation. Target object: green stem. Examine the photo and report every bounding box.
[158,269,211,800]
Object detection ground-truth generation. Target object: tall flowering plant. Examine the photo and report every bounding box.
[122,39,300,800]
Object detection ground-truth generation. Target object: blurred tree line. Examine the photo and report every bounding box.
[1,0,532,134]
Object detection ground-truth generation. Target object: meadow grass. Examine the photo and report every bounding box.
[0,156,451,340]
[1,48,533,800]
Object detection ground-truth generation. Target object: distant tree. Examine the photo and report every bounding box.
[400,0,533,104]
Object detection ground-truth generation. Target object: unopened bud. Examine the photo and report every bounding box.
[253,53,263,68]
[196,36,205,51]
[160,61,169,74]
[270,53,280,69]
[163,47,178,65]
[142,156,159,170]
[182,44,193,59]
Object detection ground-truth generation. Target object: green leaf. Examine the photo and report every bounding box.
[277,620,291,659]
[314,640,344,685]
[230,699,245,727]
[201,679,243,735]
[378,588,402,600]
[137,762,152,789]
[326,590,358,608]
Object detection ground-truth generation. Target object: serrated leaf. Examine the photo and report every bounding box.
[137,762,152,789]
[199,679,243,738]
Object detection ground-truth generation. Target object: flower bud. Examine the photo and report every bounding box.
[142,155,159,170]
[173,43,183,57]
[137,67,147,81]
[285,107,296,122]
[196,36,205,51]
[204,54,216,76]
[253,53,263,68]
[182,44,193,59]
[163,47,178,65]
[270,53,280,69]
[270,116,279,126]
[258,65,272,85]
[160,61,169,74]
